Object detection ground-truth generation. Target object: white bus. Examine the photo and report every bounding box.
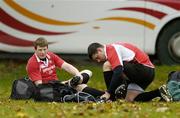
[0,0,180,64]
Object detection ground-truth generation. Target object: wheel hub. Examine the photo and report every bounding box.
[168,32,180,61]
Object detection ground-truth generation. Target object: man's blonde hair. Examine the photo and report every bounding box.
[34,37,48,49]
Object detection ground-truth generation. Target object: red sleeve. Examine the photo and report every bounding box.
[106,45,122,69]
[26,58,42,82]
[50,52,64,68]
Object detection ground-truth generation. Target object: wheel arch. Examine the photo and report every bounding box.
[155,17,180,56]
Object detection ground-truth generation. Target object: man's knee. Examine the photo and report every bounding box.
[103,61,112,71]
[75,84,87,91]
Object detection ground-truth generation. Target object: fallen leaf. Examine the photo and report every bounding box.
[16,112,28,118]
[156,107,169,112]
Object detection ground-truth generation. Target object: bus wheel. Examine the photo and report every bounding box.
[157,20,180,65]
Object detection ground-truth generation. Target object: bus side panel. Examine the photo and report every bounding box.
[1,0,145,53]
[144,0,180,55]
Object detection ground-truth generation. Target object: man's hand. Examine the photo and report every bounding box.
[34,80,42,86]
[100,91,110,100]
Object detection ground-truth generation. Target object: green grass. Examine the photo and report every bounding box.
[0,60,180,118]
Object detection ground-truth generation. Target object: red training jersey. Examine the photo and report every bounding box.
[105,42,154,69]
[26,52,64,83]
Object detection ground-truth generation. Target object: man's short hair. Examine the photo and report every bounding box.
[87,42,103,59]
[34,37,48,49]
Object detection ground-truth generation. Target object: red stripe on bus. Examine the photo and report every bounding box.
[112,7,166,19]
[0,8,74,35]
[147,0,180,10]
[0,31,33,47]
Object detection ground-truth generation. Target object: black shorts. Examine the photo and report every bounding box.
[123,63,155,90]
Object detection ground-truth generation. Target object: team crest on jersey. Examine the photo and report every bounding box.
[42,65,55,73]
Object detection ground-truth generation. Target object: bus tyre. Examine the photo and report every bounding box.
[157,20,180,65]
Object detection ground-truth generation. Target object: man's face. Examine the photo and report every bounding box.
[92,48,106,62]
[35,46,48,59]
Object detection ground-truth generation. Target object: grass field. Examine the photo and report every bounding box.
[0,59,180,118]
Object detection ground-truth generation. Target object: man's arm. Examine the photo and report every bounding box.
[61,62,82,78]
[26,60,43,86]
[107,65,124,94]
[101,65,124,100]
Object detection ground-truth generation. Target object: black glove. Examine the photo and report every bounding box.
[69,76,81,87]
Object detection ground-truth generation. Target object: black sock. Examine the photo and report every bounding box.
[134,89,161,102]
[103,71,113,89]
[82,87,104,97]
[81,73,90,84]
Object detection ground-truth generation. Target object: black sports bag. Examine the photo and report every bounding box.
[34,80,77,102]
[10,77,36,99]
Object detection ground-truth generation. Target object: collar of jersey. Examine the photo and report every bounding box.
[35,53,51,63]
